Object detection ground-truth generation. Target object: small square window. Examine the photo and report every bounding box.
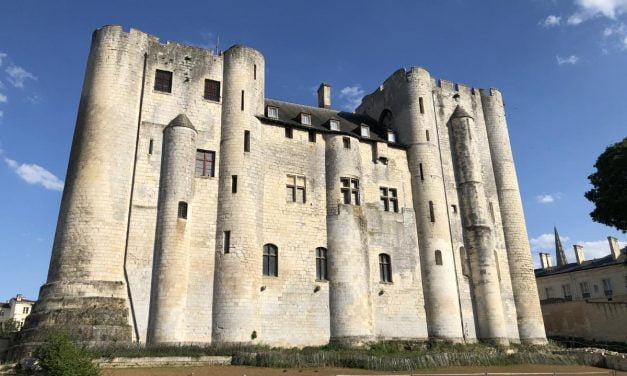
[329,119,340,131]
[195,150,216,177]
[301,113,312,125]
[360,125,370,138]
[154,70,173,93]
[267,106,279,119]
[204,79,221,101]
[308,130,316,143]
[387,131,396,143]
[285,127,293,138]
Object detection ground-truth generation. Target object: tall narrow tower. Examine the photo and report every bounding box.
[147,115,197,344]
[554,226,567,266]
[481,88,547,345]
[450,106,508,346]
[212,45,266,343]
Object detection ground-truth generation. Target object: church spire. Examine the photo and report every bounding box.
[554,226,568,266]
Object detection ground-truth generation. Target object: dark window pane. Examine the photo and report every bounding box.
[155,70,172,93]
[204,79,221,101]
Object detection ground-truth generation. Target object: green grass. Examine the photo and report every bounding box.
[89,341,580,371]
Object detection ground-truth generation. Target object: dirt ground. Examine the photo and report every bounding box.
[101,364,625,376]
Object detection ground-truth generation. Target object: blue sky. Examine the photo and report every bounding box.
[0,0,626,301]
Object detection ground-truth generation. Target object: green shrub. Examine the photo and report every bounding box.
[36,332,99,376]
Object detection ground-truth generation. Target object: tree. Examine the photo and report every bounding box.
[584,137,627,233]
[0,319,20,337]
[36,332,100,376]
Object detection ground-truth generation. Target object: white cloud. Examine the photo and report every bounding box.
[556,55,580,65]
[339,85,365,111]
[5,65,37,88]
[4,158,64,191]
[530,233,571,251]
[568,0,627,25]
[0,92,7,103]
[542,15,562,27]
[0,52,6,67]
[536,194,555,203]
[0,110,3,119]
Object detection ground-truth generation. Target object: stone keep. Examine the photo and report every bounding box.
[22,26,547,347]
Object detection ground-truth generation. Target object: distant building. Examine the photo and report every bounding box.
[0,295,35,331]
[535,233,627,343]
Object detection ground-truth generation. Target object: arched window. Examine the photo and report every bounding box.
[379,253,392,282]
[460,247,469,276]
[316,247,328,281]
[435,250,443,265]
[263,244,278,276]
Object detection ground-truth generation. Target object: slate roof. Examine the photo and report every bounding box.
[534,248,627,278]
[257,99,402,146]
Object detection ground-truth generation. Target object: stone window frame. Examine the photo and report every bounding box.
[203,79,221,102]
[379,253,392,283]
[315,247,328,281]
[602,278,613,296]
[286,174,306,204]
[562,284,572,300]
[580,281,591,298]
[263,244,278,277]
[379,186,399,213]
[340,177,360,206]
[195,150,216,178]
[154,69,173,93]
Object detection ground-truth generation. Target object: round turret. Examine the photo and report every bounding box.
[147,114,197,344]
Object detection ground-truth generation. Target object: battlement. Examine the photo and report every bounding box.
[93,25,220,56]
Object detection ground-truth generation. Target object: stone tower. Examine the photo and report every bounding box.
[212,45,266,344]
[481,88,547,345]
[450,106,508,346]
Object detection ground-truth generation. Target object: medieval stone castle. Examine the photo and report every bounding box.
[22,26,547,348]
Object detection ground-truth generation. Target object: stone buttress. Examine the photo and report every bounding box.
[450,106,508,346]
[212,45,266,343]
[147,114,197,344]
[481,89,547,345]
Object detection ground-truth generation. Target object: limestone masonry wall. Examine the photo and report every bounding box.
[23,26,546,348]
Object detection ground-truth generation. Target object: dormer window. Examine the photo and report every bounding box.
[360,125,370,138]
[329,119,340,131]
[301,113,312,125]
[387,130,396,143]
[267,106,279,119]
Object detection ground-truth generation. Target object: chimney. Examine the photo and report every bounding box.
[540,253,551,269]
[608,236,621,260]
[574,245,585,264]
[16,294,22,301]
[317,83,331,109]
